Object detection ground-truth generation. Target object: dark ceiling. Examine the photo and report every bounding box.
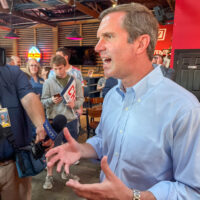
[0,0,175,30]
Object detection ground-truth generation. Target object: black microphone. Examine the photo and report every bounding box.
[51,114,67,133]
[32,115,67,159]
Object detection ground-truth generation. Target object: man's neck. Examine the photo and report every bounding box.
[65,63,72,72]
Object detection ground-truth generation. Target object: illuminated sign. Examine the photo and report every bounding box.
[28,46,41,62]
[158,29,167,41]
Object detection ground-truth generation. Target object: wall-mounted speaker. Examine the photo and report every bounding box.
[0,48,6,66]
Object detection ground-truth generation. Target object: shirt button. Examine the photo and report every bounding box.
[125,107,128,111]
[115,152,119,156]
[120,130,123,134]
[138,98,141,103]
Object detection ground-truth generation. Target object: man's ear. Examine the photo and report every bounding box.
[65,55,69,61]
[135,34,150,55]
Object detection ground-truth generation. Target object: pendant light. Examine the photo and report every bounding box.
[4,0,20,39]
[66,0,83,40]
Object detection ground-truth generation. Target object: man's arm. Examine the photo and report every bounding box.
[21,92,46,141]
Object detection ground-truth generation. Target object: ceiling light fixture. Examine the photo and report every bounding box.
[5,29,20,39]
[66,0,83,40]
[4,0,20,39]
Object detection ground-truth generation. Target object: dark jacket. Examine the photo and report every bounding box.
[0,65,33,160]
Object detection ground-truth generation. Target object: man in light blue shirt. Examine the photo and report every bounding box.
[46,3,200,200]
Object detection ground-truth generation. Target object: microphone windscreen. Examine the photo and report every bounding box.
[52,114,67,133]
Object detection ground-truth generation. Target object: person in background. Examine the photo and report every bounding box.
[0,64,47,200]
[41,55,84,190]
[49,47,84,86]
[10,56,21,67]
[163,52,171,68]
[152,54,176,81]
[26,59,44,97]
[46,3,200,200]
[41,66,51,81]
[97,76,106,97]
[152,54,163,65]
[102,77,118,97]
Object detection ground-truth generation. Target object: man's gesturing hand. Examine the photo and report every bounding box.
[66,156,133,200]
[45,127,81,174]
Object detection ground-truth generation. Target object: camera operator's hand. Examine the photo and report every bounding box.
[46,127,81,174]
[43,138,54,150]
[35,124,46,143]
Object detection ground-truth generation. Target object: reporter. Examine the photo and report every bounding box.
[0,64,46,200]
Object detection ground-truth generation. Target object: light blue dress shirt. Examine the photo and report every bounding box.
[87,66,200,199]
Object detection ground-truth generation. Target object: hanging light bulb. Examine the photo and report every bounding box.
[66,0,83,40]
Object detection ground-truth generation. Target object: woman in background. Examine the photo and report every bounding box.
[26,58,44,97]
[41,66,51,81]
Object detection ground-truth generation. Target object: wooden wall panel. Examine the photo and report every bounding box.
[0,30,13,58]
[82,22,99,46]
[36,27,53,66]
[18,28,34,67]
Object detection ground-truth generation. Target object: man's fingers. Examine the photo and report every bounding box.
[45,146,58,158]
[66,180,102,200]
[56,160,64,172]
[101,156,115,180]
[64,164,70,174]
[63,127,74,144]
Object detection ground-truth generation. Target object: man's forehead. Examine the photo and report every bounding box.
[53,64,64,68]
[97,12,125,36]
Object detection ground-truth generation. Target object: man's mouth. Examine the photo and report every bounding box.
[102,57,111,65]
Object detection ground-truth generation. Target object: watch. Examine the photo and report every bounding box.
[132,189,141,200]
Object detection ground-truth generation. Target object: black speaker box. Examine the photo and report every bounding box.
[0,48,6,66]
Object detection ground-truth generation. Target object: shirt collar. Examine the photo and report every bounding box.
[116,66,164,101]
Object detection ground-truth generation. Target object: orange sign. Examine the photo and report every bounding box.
[28,46,41,62]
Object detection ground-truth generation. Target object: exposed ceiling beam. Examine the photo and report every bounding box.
[31,0,53,9]
[12,11,56,27]
[76,2,99,18]
[67,0,99,19]
[0,6,57,27]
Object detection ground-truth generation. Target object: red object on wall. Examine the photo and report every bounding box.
[171,0,200,67]
[154,23,173,55]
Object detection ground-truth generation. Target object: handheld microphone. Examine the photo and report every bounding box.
[32,115,67,159]
[51,114,67,133]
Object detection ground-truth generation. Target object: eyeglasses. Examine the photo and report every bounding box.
[30,64,38,67]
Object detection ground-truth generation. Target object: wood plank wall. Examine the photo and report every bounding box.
[0,19,104,77]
